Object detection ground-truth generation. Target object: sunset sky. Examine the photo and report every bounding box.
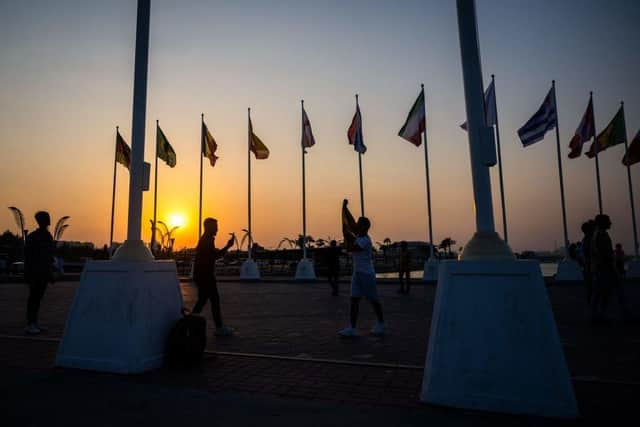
[1,0,639,253]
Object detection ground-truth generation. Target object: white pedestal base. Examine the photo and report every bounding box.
[627,258,640,279]
[240,259,260,280]
[555,259,583,282]
[422,260,578,418]
[423,259,439,282]
[56,260,183,374]
[295,258,316,281]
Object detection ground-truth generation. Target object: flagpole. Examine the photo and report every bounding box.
[620,102,639,257]
[301,100,308,260]
[552,81,570,255]
[152,120,159,253]
[356,94,365,217]
[247,108,253,259]
[110,126,119,251]
[492,75,508,243]
[420,85,435,259]
[199,114,204,240]
[591,92,603,214]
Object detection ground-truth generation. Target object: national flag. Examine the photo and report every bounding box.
[115,130,131,170]
[398,87,426,146]
[301,106,316,149]
[460,80,497,130]
[518,86,557,147]
[202,122,219,167]
[347,103,366,154]
[586,105,626,158]
[568,97,595,158]
[249,117,269,159]
[622,130,640,166]
[156,125,176,167]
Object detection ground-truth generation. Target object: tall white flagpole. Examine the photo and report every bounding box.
[199,114,204,240]
[301,100,308,260]
[113,0,152,260]
[492,75,508,243]
[421,85,435,259]
[552,81,570,255]
[247,108,253,259]
[110,126,119,251]
[151,120,159,253]
[356,94,365,218]
[620,102,639,257]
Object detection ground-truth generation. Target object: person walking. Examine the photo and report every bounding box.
[591,214,630,322]
[192,218,235,336]
[24,211,55,335]
[326,240,341,296]
[338,199,385,337]
[398,241,411,294]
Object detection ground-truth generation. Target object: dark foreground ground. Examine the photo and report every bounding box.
[1,277,639,426]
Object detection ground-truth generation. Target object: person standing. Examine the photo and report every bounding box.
[398,241,411,294]
[326,240,341,296]
[338,199,385,337]
[580,220,595,305]
[192,218,235,336]
[614,244,626,277]
[24,211,55,335]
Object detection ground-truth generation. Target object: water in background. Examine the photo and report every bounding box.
[376,262,559,279]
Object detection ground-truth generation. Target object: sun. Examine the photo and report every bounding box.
[168,213,186,229]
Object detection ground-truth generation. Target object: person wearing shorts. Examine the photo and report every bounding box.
[338,199,385,337]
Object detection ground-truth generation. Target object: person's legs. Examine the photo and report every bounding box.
[405,271,411,294]
[370,300,384,323]
[192,283,208,314]
[349,297,360,327]
[398,271,405,293]
[26,279,47,325]
[208,281,224,328]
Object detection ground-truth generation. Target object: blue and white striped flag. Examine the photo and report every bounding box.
[518,86,557,147]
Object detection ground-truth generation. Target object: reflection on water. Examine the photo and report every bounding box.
[375,262,559,279]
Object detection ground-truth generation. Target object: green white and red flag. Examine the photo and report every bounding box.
[398,87,426,146]
[623,130,640,166]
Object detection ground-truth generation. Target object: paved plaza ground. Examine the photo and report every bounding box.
[1,276,639,426]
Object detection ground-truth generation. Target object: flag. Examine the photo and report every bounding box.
[249,117,269,159]
[586,105,625,158]
[568,97,595,158]
[622,130,640,166]
[156,125,176,167]
[398,88,426,146]
[518,86,557,147]
[460,80,497,130]
[301,106,316,149]
[348,104,366,154]
[202,122,219,167]
[115,130,131,170]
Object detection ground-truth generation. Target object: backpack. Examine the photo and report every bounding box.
[165,310,207,368]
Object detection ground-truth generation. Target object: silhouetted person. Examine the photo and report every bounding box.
[192,218,235,336]
[591,214,629,322]
[581,220,596,305]
[338,199,385,337]
[326,240,341,296]
[398,241,411,294]
[24,211,55,335]
[614,243,626,277]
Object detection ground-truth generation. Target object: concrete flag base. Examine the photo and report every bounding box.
[555,258,583,282]
[295,258,316,281]
[56,260,183,374]
[421,260,578,418]
[627,258,640,279]
[240,259,261,281]
[423,259,439,282]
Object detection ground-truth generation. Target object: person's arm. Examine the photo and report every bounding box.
[213,235,235,258]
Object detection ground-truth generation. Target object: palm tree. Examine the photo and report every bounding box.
[53,216,70,240]
[439,237,456,256]
[8,206,26,240]
[376,237,393,262]
[315,238,327,248]
[277,237,297,250]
